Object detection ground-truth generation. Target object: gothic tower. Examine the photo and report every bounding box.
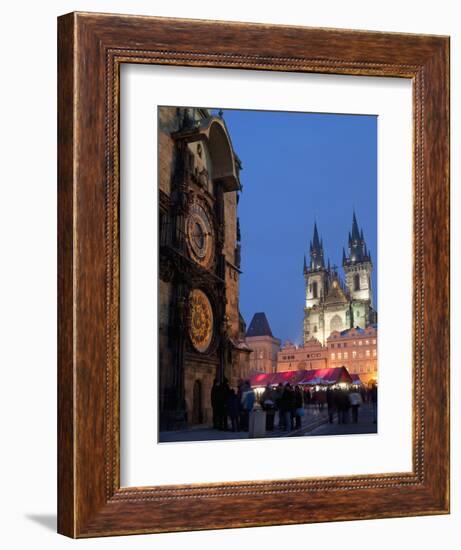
[303,223,329,343]
[343,212,375,328]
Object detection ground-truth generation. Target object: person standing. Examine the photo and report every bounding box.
[274,383,285,430]
[335,388,349,424]
[227,388,240,432]
[219,377,230,430]
[371,383,378,423]
[342,389,351,424]
[317,388,326,412]
[261,385,276,431]
[326,386,335,423]
[211,379,220,429]
[294,385,304,429]
[334,389,343,424]
[240,381,255,431]
[349,388,363,423]
[284,384,296,431]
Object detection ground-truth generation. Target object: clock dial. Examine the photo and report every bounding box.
[186,201,214,268]
[189,289,214,353]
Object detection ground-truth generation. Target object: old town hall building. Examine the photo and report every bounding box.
[303,214,377,346]
[158,107,250,431]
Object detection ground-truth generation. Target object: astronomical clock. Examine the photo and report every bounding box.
[188,289,214,354]
[185,198,215,271]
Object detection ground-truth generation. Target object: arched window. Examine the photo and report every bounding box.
[330,314,342,333]
[354,273,360,291]
[312,281,318,298]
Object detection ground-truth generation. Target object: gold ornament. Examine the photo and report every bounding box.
[189,289,214,353]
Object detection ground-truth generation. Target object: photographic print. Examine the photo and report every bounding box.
[158,106,378,443]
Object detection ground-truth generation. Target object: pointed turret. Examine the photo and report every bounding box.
[351,211,361,242]
[309,223,325,271]
[303,254,307,274]
[345,212,370,265]
[343,211,374,308]
[312,222,320,248]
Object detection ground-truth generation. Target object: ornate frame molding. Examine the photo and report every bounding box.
[58,12,449,537]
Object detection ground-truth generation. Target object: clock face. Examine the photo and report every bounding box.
[186,201,214,268]
[189,289,214,353]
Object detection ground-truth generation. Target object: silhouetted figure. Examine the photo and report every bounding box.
[281,384,296,431]
[274,383,285,429]
[211,379,220,429]
[335,389,349,424]
[294,385,304,429]
[240,381,255,431]
[326,386,336,423]
[227,389,240,432]
[218,377,230,430]
[371,384,378,423]
[261,385,276,431]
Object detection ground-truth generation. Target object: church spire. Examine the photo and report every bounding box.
[309,222,325,271]
[312,222,321,250]
[344,212,371,265]
[351,211,361,243]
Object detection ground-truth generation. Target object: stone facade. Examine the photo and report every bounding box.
[158,107,250,430]
[277,337,328,372]
[275,327,378,386]
[303,214,377,346]
[327,325,378,385]
[245,312,281,375]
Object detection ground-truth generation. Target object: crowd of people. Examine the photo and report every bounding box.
[323,384,378,424]
[211,378,256,433]
[210,378,378,433]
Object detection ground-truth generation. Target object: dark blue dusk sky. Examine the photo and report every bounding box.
[213,109,377,344]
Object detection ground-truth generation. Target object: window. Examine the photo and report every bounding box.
[331,344,334,349]
[354,273,360,291]
[330,314,342,333]
[358,340,362,346]
[366,350,371,357]
[314,325,318,332]
[352,351,357,359]
[338,352,342,360]
[344,352,348,359]
[373,349,377,357]
[366,340,370,345]
[312,281,318,298]
[331,353,335,360]
[373,339,377,344]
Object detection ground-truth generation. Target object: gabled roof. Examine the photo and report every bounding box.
[324,279,348,305]
[246,312,274,338]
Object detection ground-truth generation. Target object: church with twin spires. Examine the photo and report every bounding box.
[303,213,377,346]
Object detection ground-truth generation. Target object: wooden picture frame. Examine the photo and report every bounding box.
[57,12,450,537]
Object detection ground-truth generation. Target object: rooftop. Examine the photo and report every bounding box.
[246,312,274,338]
